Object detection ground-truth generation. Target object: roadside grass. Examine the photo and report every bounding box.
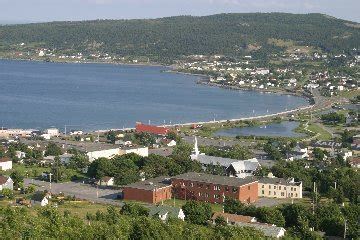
[56,201,109,219]
[307,123,332,140]
[337,90,360,99]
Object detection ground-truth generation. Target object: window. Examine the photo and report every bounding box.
[269,185,271,189]
[206,185,210,189]
[198,192,201,197]
[274,186,277,189]
[279,186,281,190]
[225,186,230,191]
[295,193,298,197]
[232,187,238,193]
[262,190,264,194]
[281,192,284,197]
[214,194,221,199]
[190,183,194,187]
[205,193,209,198]
[214,185,221,191]
[262,185,264,188]
[269,191,271,195]
[248,185,251,190]
[274,191,276,195]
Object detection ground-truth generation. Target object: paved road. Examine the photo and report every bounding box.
[24,179,123,206]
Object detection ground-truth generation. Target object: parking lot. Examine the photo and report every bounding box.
[24,178,123,206]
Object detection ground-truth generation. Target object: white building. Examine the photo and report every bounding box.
[85,145,148,162]
[45,128,59,137]
[191,137,260,178]
[148,206,185,221]
[31,192,49,207]
[118,146,148,157]
[0,158,12,171]
[0,176,13,191]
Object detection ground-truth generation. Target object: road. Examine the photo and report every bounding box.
[24,178,123,206]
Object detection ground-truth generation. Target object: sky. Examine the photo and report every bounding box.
[0,0,359,23]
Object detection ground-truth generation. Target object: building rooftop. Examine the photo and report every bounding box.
[193,154,240,168]
[0,157,11,163]
[148,205,181,219]
[235,222,285,238]
[172,172,257,187]
[124,176,172,191]
[258,177,301,186]
[0,175,10,185]
[212,212,256,223]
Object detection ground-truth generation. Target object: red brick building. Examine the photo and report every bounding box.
[172,172,258,204]
[135,123,170,136]
[122,176,172,204]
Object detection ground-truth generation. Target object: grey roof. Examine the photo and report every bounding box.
[235,222,285,238]
[258,177,301,186]
[124,176,172,191]
[172,172,257,187]
[194,155,240,168]
[31,191,48,202]
[148,205,181,219]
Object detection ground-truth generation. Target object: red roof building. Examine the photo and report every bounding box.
[135,123,170,136]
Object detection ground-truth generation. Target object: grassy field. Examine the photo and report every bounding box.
[307,123,333,140]
[3,163,50,178]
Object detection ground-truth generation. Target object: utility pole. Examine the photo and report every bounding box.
[49,173,53,195]
[344,219,347,239]
[334,181,337,190]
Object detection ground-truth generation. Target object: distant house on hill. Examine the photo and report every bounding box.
[148,205,185,221]
[0,175,13,191]
[135,122,171,136]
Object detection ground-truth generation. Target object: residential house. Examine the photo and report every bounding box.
[118,146,148,157]
[0,175,13,191]
[31,191,50,207]
[59,153,74,164]
[45,128,59,137]
[162,139,177,147]
[148,205,185,221]
[349,157,360,168]
[226,158,260,178]
[212,212,257,225]
[122,176,172,204]
[235,222,286,238]
[287,144,309,161]
[0,157,12,171]
[98,176,114,186]
[172,172,258,204]
[258,173,302,199]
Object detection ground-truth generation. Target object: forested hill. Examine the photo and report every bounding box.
[0,13,359,61]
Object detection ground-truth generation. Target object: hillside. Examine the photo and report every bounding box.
[0,13,359,62]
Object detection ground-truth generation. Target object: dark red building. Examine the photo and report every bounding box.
[122,176,172,204]
[172,172,258,204]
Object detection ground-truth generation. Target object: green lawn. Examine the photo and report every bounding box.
[4,164,50,178]
[307,123,333,140]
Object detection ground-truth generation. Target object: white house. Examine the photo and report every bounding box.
[162,139,177,147]
[31,192,49,207]
[0,176,13,191]
[85,145,148,162]
[15,151,26,159]
[69,130,83,135]
[0,157,12,171]
[148,206,185,221]
[227,158,260,178]
[98,176,114,186]
[236,222,286,239]
[45,128,59,137]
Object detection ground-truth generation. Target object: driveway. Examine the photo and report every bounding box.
[24,179,123,206]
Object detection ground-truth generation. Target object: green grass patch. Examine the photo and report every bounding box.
[307,123,333,140]
[163,198,224,213]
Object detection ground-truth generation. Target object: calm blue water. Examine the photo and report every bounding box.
[0,60,309,131]
[214,121,305,138]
